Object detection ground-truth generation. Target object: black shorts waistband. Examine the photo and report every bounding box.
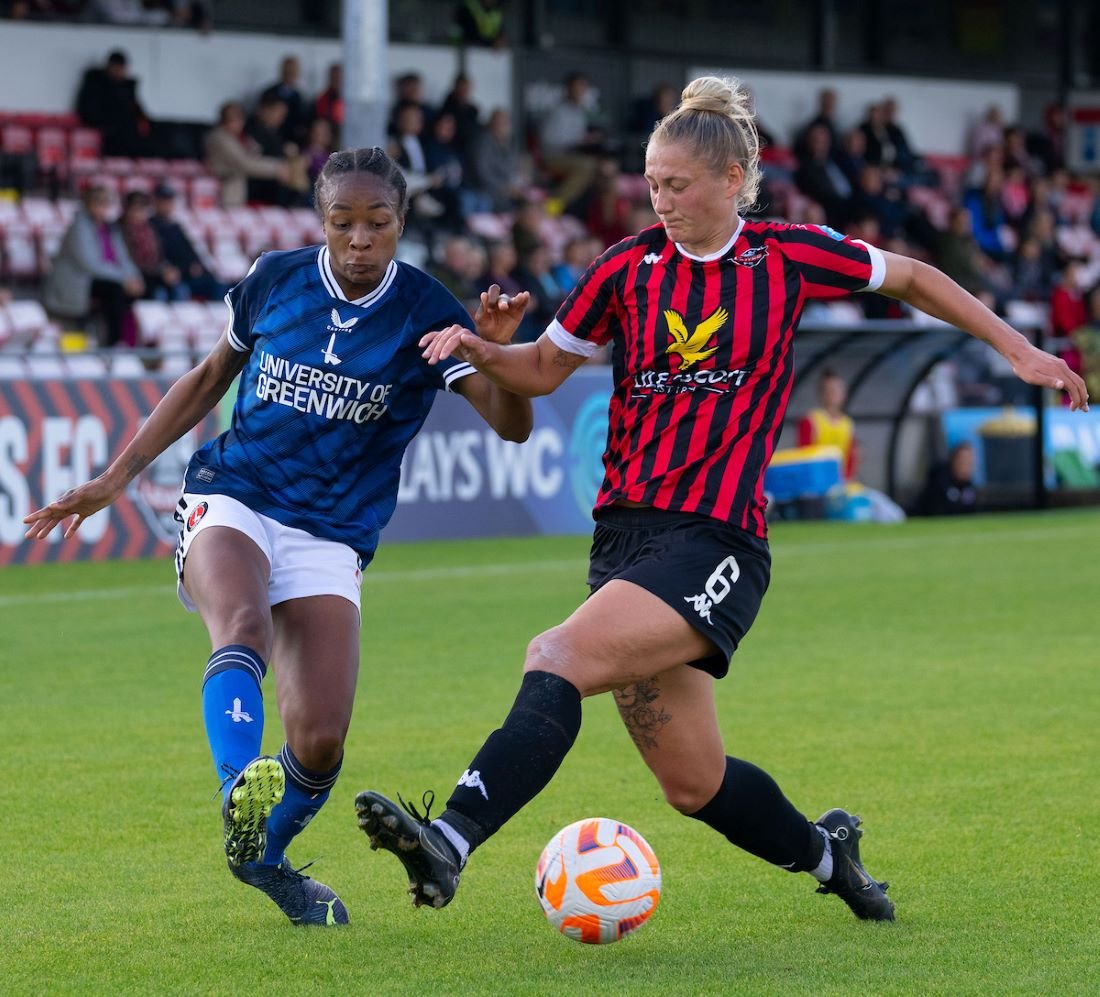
[593,504,771,559]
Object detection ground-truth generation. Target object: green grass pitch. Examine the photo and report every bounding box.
[1,510,1097,995]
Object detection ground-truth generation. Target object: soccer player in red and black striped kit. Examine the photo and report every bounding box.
[357,77,1088,921]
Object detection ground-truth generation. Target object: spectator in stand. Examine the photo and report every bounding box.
[482,240,525,302]
[424,111,467,232]
[538,72,604,214]
[912,442,977,517]
[584,155,634,247]
[1013,237,1056,302]
[551,235,601,295]
[794,123,852,229]
[968,105,1005,161]
[149,183,229,301]
[794,88,841,162]
[964,169,1016,262]
[314,63,344,140]
[303,118,336,197]
[429,235,483,308]
[440,74,482,170]
[881,97,917,176]
[1051,259,1089,339]
[1027,103,1065,175]
[43,184,143,347]
[797,369,859,480]
[1072,283,1100,403]
[119,190,187,302]
[388,72,434,139]
[76,49,153,158]
[849,164,907,240]
[859,101,912,177]
[390,102,447,225]
[468,108,528,213]
[246,93,308,206]
[511,198,545,259]
[1001,126,1037,177]
[512,244,565,343]
[204,100,291,209]
[453,0,506,48]
[937,206,997,300]
[629,82,679,137]
[260,55,310,147]
[835,127,868,190]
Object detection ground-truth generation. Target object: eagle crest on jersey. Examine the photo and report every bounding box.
[664,307,727,370]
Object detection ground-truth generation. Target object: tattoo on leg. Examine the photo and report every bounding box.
[614,680,671,752]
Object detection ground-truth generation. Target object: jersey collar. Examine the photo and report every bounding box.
[674,217,745,262]
[318,247,398,307]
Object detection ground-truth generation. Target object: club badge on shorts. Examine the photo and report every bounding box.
[187,501,209,532]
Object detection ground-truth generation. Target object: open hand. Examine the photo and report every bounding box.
[23,476,122,541]
[473,284,530,345]
[1011,344,1089,412]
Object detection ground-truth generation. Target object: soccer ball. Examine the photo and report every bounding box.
[535,817,661,944]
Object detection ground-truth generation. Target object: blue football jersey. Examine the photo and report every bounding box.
[184,245,475,562]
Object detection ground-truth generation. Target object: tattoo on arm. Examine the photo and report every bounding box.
[614,680,671,752]
[552,348,586,370]
[122,454,150,480]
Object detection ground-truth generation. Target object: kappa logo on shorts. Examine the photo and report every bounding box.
[684,555,741,624]
[187,501,209,532]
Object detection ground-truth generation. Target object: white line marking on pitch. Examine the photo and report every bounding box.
[0,521,1083,609]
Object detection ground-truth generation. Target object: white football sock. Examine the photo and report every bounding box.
[432,818,470,869]
[810,826,834,882]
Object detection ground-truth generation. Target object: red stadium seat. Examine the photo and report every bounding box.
[35,127,68,172]
[1,124,34,155]
[188,176,221,210]
[69,128,102,168]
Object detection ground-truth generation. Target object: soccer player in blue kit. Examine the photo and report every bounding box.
[23,148,533,925]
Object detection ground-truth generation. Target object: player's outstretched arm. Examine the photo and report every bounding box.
[877,250,1089,412]
[23,335,249,540]
[420,328,586,398]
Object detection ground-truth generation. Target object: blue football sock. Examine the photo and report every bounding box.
[201,645,266,796]
[262,743,342,866]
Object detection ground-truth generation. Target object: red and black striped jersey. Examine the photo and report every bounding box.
[548,218,885,538]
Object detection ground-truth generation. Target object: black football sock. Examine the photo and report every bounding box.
[687,756,825,872]
[438,670,582,853]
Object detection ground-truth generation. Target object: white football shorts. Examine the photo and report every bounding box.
[174,492,362,616]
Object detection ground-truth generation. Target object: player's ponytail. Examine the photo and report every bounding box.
[314,147,409,217]
[650,76,761,213]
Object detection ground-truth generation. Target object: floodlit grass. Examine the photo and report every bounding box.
[1,511,1097,994]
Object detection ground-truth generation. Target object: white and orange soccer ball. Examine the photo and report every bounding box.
[535,817,661,944]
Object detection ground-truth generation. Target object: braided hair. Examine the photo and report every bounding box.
[314,147,408,218]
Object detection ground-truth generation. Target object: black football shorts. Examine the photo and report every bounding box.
[587,506,771,678]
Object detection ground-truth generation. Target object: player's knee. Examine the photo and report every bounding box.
[658,773,719,815]
[211,604,272,659]
[288,727,346,773]
[523,628,593,694]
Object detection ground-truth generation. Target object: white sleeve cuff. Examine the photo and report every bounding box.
[443,362,476,391]
[546,318,599,358]
[852,240,886,292]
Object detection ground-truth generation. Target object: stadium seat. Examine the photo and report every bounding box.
[188,176,221,210]
[0,123,33,155]
[0,354,27,378]
[133,299,174,346]
[65,353,108,378]
[110,351,148,378]
[34,127,68,175]
[2,222,41,280]
[6,299,56,346]
[68,127,102,170]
